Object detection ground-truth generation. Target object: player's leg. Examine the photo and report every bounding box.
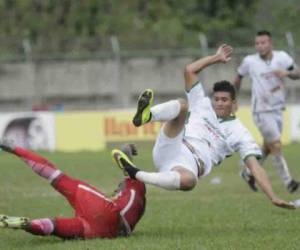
[0,141,62,183]
[113,149,197,191]
[113,143,138,177]
[0,215,85,239]
[127,93,195,191]
[0,141,88,208]
[260,142,271,164]
[112,149,182,190]
[112,132,198,191]
[133,89,188,136]
[49,217,85,239]
[267,111,298,192]
[267,139,299,192]
[255,111,299,192]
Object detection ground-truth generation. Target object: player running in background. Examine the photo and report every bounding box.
[112,44,294,209]
[234,30,300,193]
[0,143,146,239]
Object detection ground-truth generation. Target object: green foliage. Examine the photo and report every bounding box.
[254,0,300,48]
[0,0,260,54]
[0,0,299,55]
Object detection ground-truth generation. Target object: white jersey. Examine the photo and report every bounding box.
[219,117,262,161]
[184,82,233,166]
[237,50,294,113]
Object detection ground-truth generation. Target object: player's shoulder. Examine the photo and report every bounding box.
[222,116,247,131]
[233,117,247,129]
[273,50,291,59]
[242,54,258,63]
[186,80,203,92]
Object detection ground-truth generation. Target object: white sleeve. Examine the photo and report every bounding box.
[185,81,206,107]
[237,57,249,77]
[280,51,294,69]
[232,124,262,161]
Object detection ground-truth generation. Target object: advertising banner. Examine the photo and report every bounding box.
[55,112,105,152]
[290,106,300,141]
[103,110,161,143]
[0,112,55,151]
[0,106,295,152]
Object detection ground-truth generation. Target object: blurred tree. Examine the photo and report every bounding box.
[254,0,300,49]
[0,0,298,56]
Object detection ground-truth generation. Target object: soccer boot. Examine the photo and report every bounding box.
[287,179,299,193]
[112,149,140,179]
[132,89,153,127]
[0,215,29,229]
[240,169,258,192]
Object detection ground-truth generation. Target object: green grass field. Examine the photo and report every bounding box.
[0,144,300,250]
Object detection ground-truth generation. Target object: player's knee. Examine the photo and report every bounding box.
[178,98,188,114]
[269,141,282,154]
[180,174,197,191]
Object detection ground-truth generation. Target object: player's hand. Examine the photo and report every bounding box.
[216,44,233,63]
[272,69,289,78]
[271,197,296,209]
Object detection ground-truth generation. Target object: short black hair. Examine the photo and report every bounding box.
[256,30,272,38]
[213,80,236,100]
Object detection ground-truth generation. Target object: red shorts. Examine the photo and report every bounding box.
[53,175,120,239]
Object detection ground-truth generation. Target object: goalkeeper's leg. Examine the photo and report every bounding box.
[0,141,62,183]
[0,215,85,239]
[0,141,81,207]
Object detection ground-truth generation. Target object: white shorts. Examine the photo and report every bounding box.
[152,127,211,178]
[253,110,283,143]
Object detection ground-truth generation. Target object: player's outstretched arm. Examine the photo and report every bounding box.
[244,156,295,209]
[184,44,233,91]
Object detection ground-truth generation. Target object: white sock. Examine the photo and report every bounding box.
[150,100,181,122]
[136,170,181,190]
[271,154,292,186]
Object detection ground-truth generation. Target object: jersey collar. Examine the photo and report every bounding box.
[218,115,236,123]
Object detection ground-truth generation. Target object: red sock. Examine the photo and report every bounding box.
[26,218,54,236]
[27,218,85,239]
[14,147,62,182]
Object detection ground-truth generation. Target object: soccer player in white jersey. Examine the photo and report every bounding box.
[234,30,300,193]
[112,44,294,209]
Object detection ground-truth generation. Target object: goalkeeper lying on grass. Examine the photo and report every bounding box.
[0,142,146,239]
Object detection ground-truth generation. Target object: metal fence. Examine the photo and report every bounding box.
[0,35,299,112]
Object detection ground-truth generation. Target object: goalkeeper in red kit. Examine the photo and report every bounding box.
[0,142,146,239]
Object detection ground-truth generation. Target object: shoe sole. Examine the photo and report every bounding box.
[132,89,153,127]
[0,215,29,229]
[111,149,136,176]
[0,215,8,227]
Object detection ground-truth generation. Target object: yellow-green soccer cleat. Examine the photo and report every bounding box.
[132,89,154,127]
[0,215,29,229]
[111,149,139,179]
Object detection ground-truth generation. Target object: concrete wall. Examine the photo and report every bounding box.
[0,53,299,111]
